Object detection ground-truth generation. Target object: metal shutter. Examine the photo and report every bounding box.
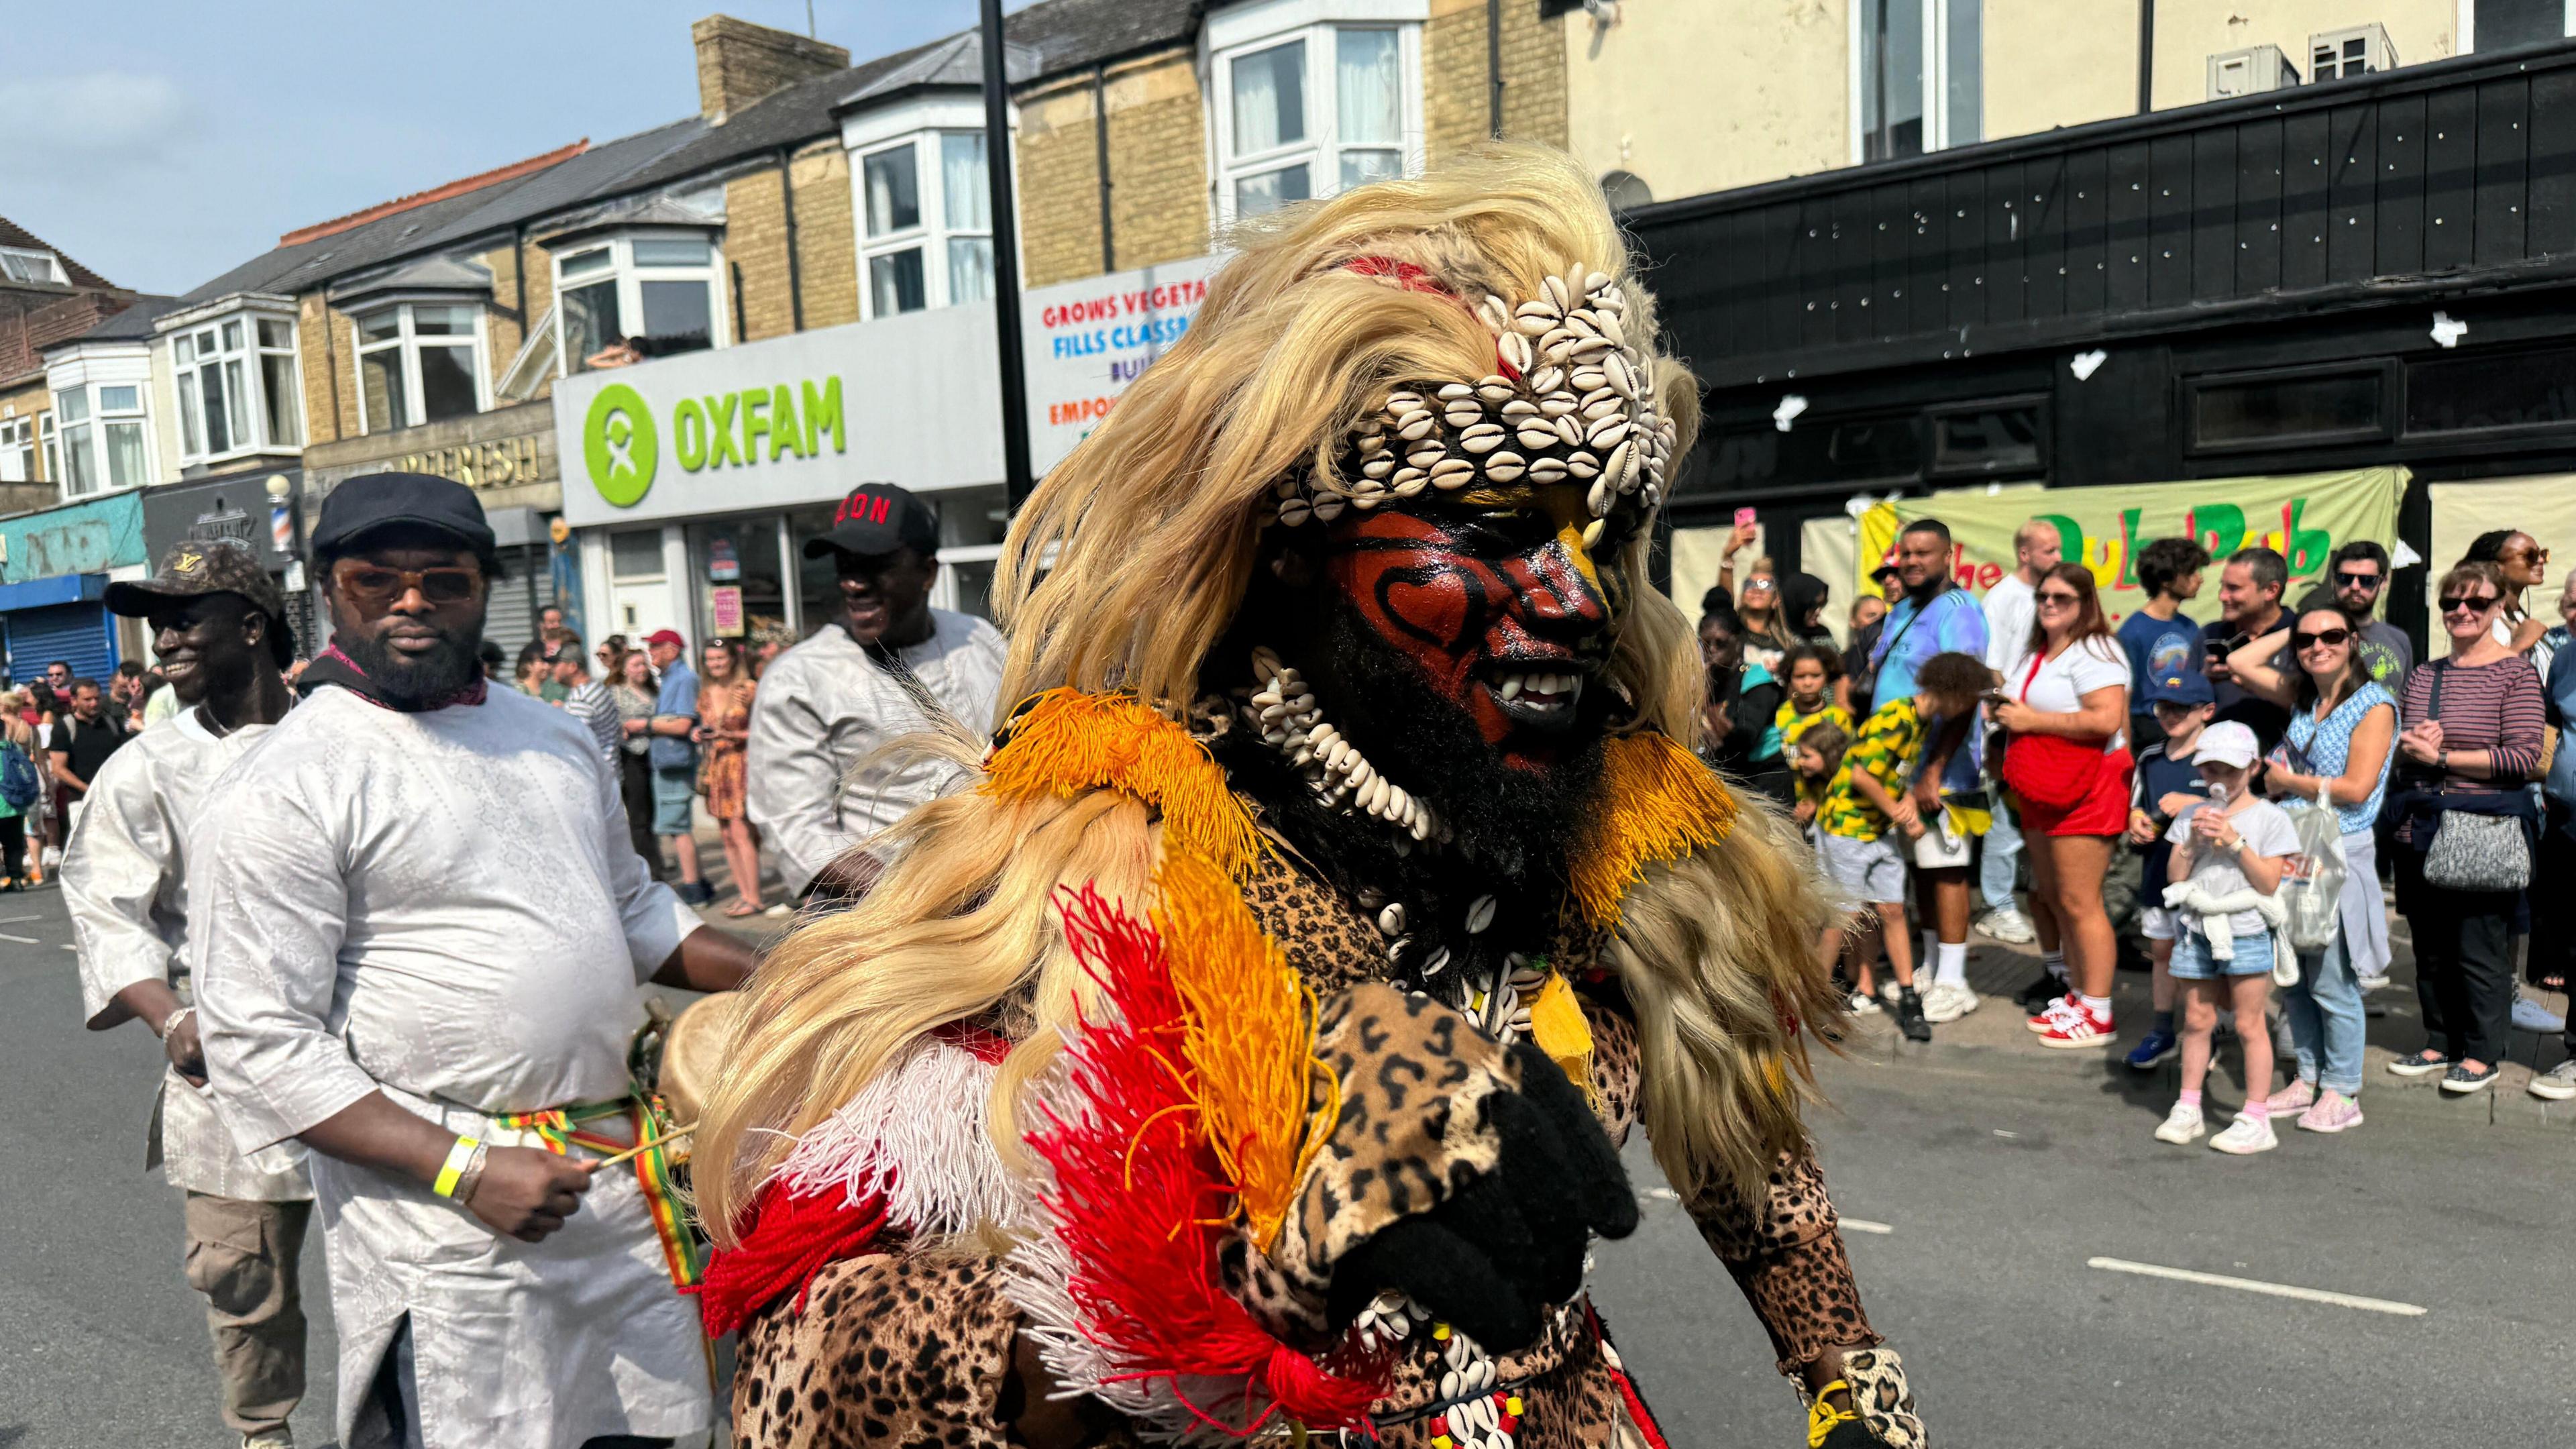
[482,545,543,663]
[5,602,115,686]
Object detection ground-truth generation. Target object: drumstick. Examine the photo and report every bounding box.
[592,1122,696,1169]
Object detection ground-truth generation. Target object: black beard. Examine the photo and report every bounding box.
[336,621,483,706]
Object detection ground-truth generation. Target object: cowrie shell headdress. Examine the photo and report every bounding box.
[1264,260,1680,543]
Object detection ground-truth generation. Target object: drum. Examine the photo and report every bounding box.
[656,991,743,1128]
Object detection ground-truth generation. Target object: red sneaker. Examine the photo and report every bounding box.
[2035,1000,2114,1049]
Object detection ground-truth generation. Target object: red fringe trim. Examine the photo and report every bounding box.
[688,1179,890,1339]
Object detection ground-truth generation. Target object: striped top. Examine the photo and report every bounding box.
[2398,654,2545,796]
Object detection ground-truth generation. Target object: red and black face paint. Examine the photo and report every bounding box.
[1318,487,1620,770]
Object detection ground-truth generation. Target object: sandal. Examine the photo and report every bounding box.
[721,898,763,918]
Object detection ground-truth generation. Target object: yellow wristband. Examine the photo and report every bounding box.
[433,1136,480,1199]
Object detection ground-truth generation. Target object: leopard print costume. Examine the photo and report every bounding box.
[733,843,1915,1447]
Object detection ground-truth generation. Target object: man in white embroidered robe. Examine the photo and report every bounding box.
[189,473,755,1449]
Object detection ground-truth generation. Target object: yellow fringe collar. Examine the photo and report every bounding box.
[1566,731,1739,929]
[980,690,1263,881]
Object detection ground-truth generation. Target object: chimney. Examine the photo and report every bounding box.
[692,14,850,124]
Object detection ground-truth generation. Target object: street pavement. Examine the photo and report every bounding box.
[6,875,2574,1446]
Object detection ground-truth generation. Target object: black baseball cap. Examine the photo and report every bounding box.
[311,472,497,559]
[107,539,289,625]
[802,483,938,561]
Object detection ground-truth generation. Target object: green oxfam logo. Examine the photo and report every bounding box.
[584,383,658,506]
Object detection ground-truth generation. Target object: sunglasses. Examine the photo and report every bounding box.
[2439,594,2502,615]
[333,562,483,605]
[2514,547,2553,565]
[2333,570,2382,588]
[2292,627,2351,650]
[2035,590,2083,606]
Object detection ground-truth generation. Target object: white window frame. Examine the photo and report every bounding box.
[1206,1,1428,229]
[551,229,729,376]
[351,298,491,437]
[0,413,34,484]
[170,306,305,465]
[39,410,58,485]
[845,95,1005,320]
[0,246,64,284]
[48,378,156,499]
[1847,0,1982,164]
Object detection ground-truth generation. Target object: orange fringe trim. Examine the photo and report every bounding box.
[1152,854,1339,1251]
[1567,732,1739,928]
[981,690,1263,881]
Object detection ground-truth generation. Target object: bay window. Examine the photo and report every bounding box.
[173,311,304,462]
[355,302,485,434]
[859,131,992,318]
[50,381,152,496]
[1212,14,1421,225]
[555,232,722,373]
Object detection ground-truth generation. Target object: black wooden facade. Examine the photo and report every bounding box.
[1628,40,2576,633]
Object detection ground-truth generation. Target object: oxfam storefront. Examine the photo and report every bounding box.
[554,307,1007,650]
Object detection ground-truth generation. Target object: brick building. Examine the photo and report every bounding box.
[0,218,140,515]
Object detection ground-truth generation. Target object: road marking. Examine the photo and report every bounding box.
[1841,1218,1894,1235]
[62,944,78,952]
[0,932,35,945]
[0,914,40,924]
[2086,1257,2426,1316]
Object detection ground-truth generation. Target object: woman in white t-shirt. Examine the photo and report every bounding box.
[1992,563,2135,1048]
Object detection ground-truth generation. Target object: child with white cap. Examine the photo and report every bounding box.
[2151,720,2302,1154]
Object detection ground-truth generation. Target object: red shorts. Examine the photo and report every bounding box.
[2012,747,2134,837]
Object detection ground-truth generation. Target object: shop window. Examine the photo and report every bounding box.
[2188,362,2392,453]
[2408,344,2576,436]
[1927,397,2044,479]
[0,414,33,484]
[49,381,152,497]
[555,233,722,372]
[1212,17,1421,225]
[1856,0,1981,162]
[859,131,993,319]
[354,302,485,435]
[174,311,303,462]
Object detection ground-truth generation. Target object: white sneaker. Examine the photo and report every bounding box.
[763,901,793,918]
[40,845,60,870]
[1976,907,2037,944]
[1920,983,1981,1023]
[2153,1102,2206,1144]
[2531,1059,2576,1102]
[2210,1113,2279,1155]
[1846,991,1883,1017]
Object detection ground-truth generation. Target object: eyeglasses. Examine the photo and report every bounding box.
[2513,547,2553,566]
[2333,570,2383,589]
[2035,590,2083,606]
[2292,627,2351,650]
[331,562,484,605]
[2439,593,2502,615]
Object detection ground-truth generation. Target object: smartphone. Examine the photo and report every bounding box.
[1734,506,1758,529]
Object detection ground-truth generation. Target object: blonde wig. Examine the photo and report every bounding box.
[696,145,1840,1242]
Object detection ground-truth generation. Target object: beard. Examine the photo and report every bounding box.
[1307,603,1609,881]
[336,616,484,706]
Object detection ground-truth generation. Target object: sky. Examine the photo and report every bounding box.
[1,1,1037,295]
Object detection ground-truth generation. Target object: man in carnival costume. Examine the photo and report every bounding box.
[694,147,1926,1449]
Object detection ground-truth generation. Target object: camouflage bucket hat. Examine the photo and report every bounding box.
[105,538,290,625]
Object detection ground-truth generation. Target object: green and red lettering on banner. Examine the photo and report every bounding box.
[1858,467,2406,620]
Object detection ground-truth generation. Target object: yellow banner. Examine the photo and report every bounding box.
[1858,467,2408,623]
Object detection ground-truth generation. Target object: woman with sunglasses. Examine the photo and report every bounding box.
[2464,530,2554,668]
[2231,599,2397,1132]
[1993,563,2135,1047]
[1734,567,1793,677]
[2384,561,2547,1095]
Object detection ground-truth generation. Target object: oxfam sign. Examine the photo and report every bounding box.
[580,375,848,508]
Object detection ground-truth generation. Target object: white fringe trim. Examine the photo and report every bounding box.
[770,1038,1030,1238]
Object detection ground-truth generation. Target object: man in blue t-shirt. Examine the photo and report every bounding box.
[2114,537,2210,752]
[643,628,710,904]
[1870,518,1990,1020]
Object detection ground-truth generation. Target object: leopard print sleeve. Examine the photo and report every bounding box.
[1680,1154,1885,1377]
[733,1249,1022,1449]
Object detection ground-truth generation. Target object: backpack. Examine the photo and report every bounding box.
[0,741,38,812]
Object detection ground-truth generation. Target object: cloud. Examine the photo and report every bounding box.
[0,71,193,175]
